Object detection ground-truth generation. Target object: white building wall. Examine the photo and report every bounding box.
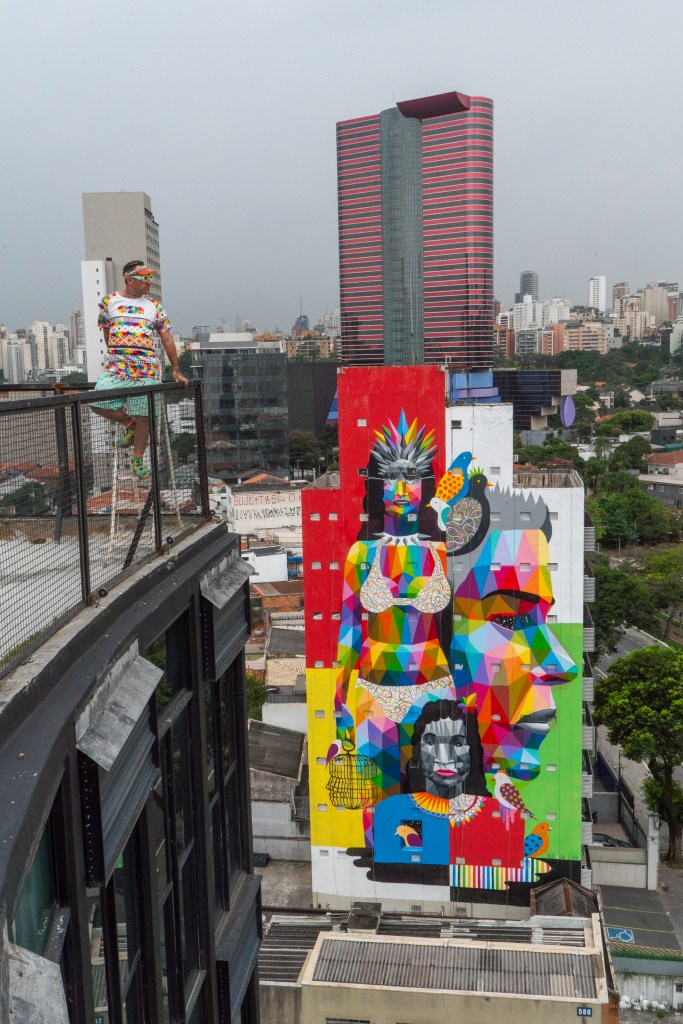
[242,549,289,583]
[81,259,113,380]
[588,275,607,312]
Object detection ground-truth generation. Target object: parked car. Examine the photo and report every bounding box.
[590,832,631,848]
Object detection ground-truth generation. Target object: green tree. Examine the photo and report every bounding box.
[587,487,677,547]
[246,672,267,720]
[1,482,52,516]
[61,371,87,384]
[593,646,683,862]
[642,547,683,640]
[288,430,322,470]
[609,436,651,471]
[582,458,609,494]
[170,431,196,464]
[588,555,653,656]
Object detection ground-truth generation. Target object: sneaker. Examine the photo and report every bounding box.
[131,457,150,480]
[116,423,136,448]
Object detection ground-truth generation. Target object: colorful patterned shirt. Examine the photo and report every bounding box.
[97,292,172,382]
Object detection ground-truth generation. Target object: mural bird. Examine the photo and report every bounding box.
[395,824,422,848]
[524,821,551,858]
[325,740,343,765]
[493,770,536,820]
[445,471,492,555]
[429,451,474,530]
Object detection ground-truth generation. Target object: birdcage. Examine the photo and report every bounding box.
[326,752,378,810]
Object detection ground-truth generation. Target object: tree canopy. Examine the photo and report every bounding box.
[593,646,683,862]
[588,554,653,657]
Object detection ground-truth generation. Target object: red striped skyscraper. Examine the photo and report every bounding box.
[337,90,494,368]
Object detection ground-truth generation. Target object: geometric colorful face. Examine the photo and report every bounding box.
[451,529,577,781]
[382,459,423,522]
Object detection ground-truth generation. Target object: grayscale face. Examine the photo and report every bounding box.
[419,717,471,796]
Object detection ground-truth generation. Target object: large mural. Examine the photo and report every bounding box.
[304,366,583,907]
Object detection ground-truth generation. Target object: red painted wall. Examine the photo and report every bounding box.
[303,365,448,666]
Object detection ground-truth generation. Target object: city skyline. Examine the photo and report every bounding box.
[2,0,683,336]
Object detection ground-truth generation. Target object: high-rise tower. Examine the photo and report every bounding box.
[337,90,494,368]
[83,191,162,302]
[82,191,163,378]
[515,270,539,303]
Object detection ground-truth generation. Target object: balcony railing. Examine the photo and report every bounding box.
[582,654,594,701]
[0,381,210,679]
[583,562,596,603]
[584,525,596,552]
[583,606,595,652]
[582,702,595,752]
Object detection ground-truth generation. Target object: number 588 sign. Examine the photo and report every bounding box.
[577,1009,593,1018]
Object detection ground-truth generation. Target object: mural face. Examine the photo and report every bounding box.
[306,374,582,906]
[419,717,471,797]
[451,528,578,782]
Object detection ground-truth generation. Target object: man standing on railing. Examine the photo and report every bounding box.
[92,259,189,479]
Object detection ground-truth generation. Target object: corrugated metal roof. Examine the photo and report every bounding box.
[311,938,597,999]
[268,627,305,656]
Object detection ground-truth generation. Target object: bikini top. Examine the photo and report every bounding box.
[359,541,451,614]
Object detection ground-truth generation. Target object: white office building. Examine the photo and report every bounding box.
[81,192,163,379]
[588,275,607,313]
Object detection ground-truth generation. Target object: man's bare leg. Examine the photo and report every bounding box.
[92,407,134,428]
[133,417,150,459]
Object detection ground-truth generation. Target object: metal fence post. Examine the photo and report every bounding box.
[70,399,92,604]
[193,381,210,518]
[147,389,163,553]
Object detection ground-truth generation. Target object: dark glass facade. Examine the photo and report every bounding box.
[337,91,494,369]
[194,349,289,483]
[0,526,261,1024]
[491,368,566,432]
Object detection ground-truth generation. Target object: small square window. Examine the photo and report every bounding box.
[520,563,530,572]
[331,612,341,621]
[329,561,339,570]
[361,612,368,621]
[411,904,421,912]
[411,854,420,862]
[549,511,558,521]
[520,512,530,521]
[455,856,466,864]
[490,466,501,475]
[318,803,328,812]
[491,511,501,520]
[357,418,367,427]
[315,709,325,718]
[314,660,324,669]
[319,849,329,857]
[312,561,321,570]
[491,562,501,570]
[547,813,556,820]
[358,467,368,477]
[316,757,327,766]
[491,858,502,866]
[329,512,338,521]
[547,614,558,623]
[452,419,462,428]
[310,512,320,521]
[548,562,558,571]
[547,764,557,772]
[313,612,323,621]
[336,806,346,813]
[359,513,368,522]
[492,810,501,818]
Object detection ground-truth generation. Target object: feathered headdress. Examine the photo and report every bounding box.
[371,409,437,480]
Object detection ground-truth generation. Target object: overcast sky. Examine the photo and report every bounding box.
[2,0,682,335]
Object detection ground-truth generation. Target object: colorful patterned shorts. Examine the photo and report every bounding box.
[93,369,154,417]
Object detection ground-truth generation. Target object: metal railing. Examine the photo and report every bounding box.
[0,381,210,679]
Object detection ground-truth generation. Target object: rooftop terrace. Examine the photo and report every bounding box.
[0,381,210,678]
